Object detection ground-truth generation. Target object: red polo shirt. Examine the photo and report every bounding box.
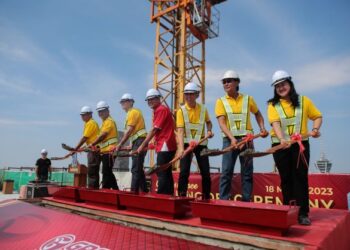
[153,104,177,152]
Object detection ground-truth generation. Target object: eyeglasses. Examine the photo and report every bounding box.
[222,79,236,84]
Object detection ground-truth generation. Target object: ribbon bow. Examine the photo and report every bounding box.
[242,133,255,143]
[189,140,199,149]
[290,133,305,153]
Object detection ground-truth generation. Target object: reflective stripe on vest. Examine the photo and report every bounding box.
[129,129,147,142]
[99,119,118,149]
[124,109,147,143]
[271,95,303,143]
[221,95,251,136]
[99,137,118,149]
[181,104,206,145]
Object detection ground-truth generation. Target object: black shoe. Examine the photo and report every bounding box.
[298,215,311,225]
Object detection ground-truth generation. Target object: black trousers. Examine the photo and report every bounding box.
[273,141,310,216]
[156,151,175,195]
[131,137,148,192]
[87,151,101,189]
[178,144,211,199]
[101,154,119,190]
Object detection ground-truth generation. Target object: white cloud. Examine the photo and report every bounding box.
[0,72,41,95]
[294,55,350,92]
[0,42,34,62]
[236,1,311,60]
[112,38,154,60]
[0,118,69,126]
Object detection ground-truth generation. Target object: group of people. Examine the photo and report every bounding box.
[36,69,322,226]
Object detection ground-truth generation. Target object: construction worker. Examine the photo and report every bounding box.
[176,82,213,199]
[74,106,100,189]
[267,70,322,225]
[136,89,177,195]
[115,93,148,193]
[90,101,119,190]
[35,149,52,182]
[215,70,268,201]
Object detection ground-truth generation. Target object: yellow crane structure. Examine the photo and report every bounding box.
[148,0,226,168]
[149,0,227,111]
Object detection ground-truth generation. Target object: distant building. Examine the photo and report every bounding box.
[315,152,332,173]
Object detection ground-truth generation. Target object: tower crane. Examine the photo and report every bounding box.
[148,0,226,167]
[150,0,227,110]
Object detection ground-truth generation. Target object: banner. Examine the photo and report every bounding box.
[151,173,350,210]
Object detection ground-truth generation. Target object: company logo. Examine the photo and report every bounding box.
[40,234,109,250]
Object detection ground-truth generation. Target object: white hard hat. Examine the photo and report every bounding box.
[41,149,48,154]
[221,70,240,81]
[145,88,161,101]
[96,101,109,111]
[271,70,292,86]
[120,93,134,103]
[184,82,200,93]
[80,105,93,115]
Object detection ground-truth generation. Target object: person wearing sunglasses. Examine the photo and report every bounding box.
[215,70,268,201]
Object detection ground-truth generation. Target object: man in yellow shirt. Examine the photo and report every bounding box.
[115,93,148,193]
[176,82,213,199]
[74,106,100,189]
[91,101,119,190]
[215,70,268,201]
[267,70,322,225]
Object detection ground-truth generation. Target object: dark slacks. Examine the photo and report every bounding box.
[87,151,101,189]
[273,141,310,216]
[178,144,211,199]
[101,154,119,190]
[131,137,148,192]
[156,151,176,195]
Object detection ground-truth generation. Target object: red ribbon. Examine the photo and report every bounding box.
[148,143,155,150]
[242,133,255,143]
[290,133,308,168]
[290,133,305,153]
[189,140,198,149]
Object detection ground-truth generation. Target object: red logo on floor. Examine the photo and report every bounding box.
[40,234,109,250]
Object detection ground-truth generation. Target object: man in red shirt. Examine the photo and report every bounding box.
[137,89,177,195]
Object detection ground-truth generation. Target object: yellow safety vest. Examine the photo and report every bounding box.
[221,95,252,136]
[181,104,207,145]
[272,95,305,143]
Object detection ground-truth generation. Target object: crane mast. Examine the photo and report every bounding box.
[150,0,226,111]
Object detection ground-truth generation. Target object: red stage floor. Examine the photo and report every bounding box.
[0,200,223,250]
[1,198,349,250]
[43,196,350,250]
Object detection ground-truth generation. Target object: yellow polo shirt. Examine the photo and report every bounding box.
[83,118,99,145]
[125,108,146,138]
[215,93,258,132]
[176,103,210,138]
[100,116,118,153]
[267,95,322,137]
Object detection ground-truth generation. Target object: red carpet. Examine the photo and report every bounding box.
[0,200,223,250]
[46,196,350,250]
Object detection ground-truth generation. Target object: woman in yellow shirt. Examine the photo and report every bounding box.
[267,70,322,226]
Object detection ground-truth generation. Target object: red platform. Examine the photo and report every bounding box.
[118,192,194,219]
[0,200,220,250]
[78,188,126,210]
[51,186,82,202]
[41,187,350,250]
[191,199,299,236]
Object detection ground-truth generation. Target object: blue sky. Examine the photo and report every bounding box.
[0,0,349,173]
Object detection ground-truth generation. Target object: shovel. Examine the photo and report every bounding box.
[145,135,210,176]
